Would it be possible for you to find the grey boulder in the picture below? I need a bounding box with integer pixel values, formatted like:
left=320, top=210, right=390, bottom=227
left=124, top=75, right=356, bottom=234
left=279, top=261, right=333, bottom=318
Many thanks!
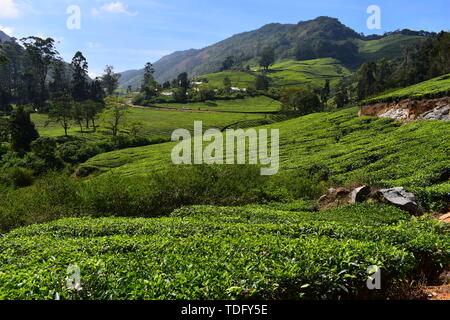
left=351, top=186, right=372, bottom=203
left=377, top=187, right=420, bottom=215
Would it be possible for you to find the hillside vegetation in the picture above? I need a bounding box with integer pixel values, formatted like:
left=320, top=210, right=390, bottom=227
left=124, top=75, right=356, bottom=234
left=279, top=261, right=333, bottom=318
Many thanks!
left=31, top=106, right=266, bottom=140
left=119, top=17, right=427, bottom=87
left=80, top=108, right=450, bottom=204
left=364, top=73, right=450, bottom=104
left=1, top=203, right=448, bottom=300
left=199, top=58, right=350, bottom=91
left=153, top=96, right=281, bottom=113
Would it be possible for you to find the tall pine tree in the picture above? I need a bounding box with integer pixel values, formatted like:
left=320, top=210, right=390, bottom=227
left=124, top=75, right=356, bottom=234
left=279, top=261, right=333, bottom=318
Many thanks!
left=9, top=106, right=39, bottom=153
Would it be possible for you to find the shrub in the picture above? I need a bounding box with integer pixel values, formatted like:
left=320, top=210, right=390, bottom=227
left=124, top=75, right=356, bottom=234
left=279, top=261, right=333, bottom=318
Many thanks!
left=0, top=166, right=34, bottom=188
left=280, top=87, right=322, bottom=115
left=1, top=202, right=448, bottom=300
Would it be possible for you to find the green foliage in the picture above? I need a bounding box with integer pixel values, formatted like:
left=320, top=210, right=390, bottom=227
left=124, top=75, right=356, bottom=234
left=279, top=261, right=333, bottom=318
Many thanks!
left=0, top=164, right=327, bottom=233
left=280, top=87, right=322, bottom=115
left=79, top=108, right=450, bottom=212
left=48, top=93, right=74, bottom=136
left=255, top=74, right=270, bottom=91
left=259, top=47, right=275, bottom=70
left=0, top=166, right=34, bottom=188
left=0, top=203, right=448, bottom=299
left=119, top=17, right=424, bottom=85
left=201, top=58, right=352, bottom=92
left=71, top=52, right=89, bottom=101
left=355, top=32, right=450, bottom=101
left=153, top=96, right=281, bottom=113
left=364, top=73, right=450, bottom=104
left=9, top=106, right=39, bottom=153
left=101, top=65, right=121, bottom=96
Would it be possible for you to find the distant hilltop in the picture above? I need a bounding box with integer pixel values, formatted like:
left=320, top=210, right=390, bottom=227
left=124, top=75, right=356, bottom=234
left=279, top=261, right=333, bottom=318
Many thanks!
left=119, top=16, right=433, bottom=88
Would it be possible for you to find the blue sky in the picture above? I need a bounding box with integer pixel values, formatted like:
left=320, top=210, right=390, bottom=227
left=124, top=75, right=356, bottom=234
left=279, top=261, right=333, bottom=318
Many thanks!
left=1, top=0, right=449, bottom=77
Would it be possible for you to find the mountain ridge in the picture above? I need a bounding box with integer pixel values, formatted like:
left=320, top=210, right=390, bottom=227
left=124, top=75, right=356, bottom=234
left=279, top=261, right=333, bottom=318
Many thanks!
left=119, top=16, right=429, bottom=89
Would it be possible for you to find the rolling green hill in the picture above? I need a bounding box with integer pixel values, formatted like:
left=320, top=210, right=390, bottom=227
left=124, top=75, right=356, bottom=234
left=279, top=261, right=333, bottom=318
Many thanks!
left=153, top=96, right=281, bottom=113
left=199, top=58, right=350, bottom=90
left=119, top=17, right=428, bottom=88
left=364, top=73, right=450, bottom=103
left=356, top=34, right=425, bottom=62
left=80, top=108, right=450, bottom=199
left=31, top=107, right=266, bottom=140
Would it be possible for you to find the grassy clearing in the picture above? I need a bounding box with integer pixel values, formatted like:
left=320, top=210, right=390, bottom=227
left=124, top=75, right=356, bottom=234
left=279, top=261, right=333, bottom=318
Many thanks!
left=0, top=203, right=448, bottom=300
left=200, top=58, right=351, bottom=90
left=153, top=96, right=281, bottom=113
left=31, top=107, right=265, bottom=139
left=364, top=73, right=450, bottom=103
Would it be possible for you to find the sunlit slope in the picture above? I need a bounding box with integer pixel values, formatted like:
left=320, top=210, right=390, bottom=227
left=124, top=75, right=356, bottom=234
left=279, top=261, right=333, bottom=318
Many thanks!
left=80, top=107, right=450, bottom=191
left=357, top=34, right=425, bottom=62
left=200, top=58, right=351, bottom=90
left=154, top=96, right=281, bottom=113
left=365, top=73, right=450, bottom=103
left=32, top=107, right=264, bottom=139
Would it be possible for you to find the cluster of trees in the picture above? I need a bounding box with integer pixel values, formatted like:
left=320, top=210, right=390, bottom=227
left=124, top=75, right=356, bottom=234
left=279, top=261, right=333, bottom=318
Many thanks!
left=355, top=32, right=450, bottom=100
left=0, top=36, right=126, bottom=140
left=295, top=38, right=358, bottom=65
left=0, top=35, right=135, bottom=176
left=219, top=46, right=275, bottom=73
left=280, top=87, right=323, bottom=115
left=0, top=38, right=108, bottom=113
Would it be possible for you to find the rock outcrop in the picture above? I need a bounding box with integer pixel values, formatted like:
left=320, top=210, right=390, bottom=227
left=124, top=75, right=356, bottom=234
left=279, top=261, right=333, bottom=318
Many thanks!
left=376, top=187, right=420, bottom=215
left=359, top=97, right=450, bottom=122
left=319, top=185, right=421, bottom=215
left=351, top=186, right=372, bottom=203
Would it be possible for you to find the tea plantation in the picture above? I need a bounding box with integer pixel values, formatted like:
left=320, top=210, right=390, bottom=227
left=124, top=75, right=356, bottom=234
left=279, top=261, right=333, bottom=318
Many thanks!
left=200, top=58, right=351, bottom=90
left=31, top=105, right=266, bottom=139
left=364, top=73, right=450, bottom=104
left=1, top=203, right=448, bottom=300
left=153, top=96, right=281, bottom=113
left=80, top=107, right=450, bottom=211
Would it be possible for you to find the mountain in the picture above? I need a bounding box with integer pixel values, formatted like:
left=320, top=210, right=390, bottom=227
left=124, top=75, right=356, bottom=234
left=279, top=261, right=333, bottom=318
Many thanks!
left=119, top=16, right=429, bottom=89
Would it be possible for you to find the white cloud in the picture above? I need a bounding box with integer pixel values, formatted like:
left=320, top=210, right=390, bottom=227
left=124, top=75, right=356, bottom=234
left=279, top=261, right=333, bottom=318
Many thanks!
left=0, top=25, right=15, bottom=36
left=0, top=0, right=20, bottom=18
left=93, top=2, right=138, bottom=16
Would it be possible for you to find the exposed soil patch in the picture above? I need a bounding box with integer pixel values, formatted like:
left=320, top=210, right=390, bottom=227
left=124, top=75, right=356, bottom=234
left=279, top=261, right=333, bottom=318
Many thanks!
left=359, top=97, right=450, bottom=121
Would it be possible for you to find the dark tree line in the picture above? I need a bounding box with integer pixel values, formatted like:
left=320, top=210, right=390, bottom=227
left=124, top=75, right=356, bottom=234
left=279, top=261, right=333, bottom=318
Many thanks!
left=0, top=36, right=123, bottom=150
left=355, top=32, right=450, bottom=100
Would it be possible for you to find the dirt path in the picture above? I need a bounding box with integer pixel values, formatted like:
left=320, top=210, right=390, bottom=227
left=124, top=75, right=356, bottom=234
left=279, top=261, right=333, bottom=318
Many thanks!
left=127, top=100, right=277, bottom=115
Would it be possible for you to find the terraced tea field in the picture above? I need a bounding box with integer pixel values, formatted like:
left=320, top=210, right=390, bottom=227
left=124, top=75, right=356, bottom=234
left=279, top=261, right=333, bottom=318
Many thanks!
left=200, top=58, right=351, bottom=90
left=31, top=107, right=266, bottom=139
left=81, top=107, right=450, bottom=194
left=153, top=96, right=281, bottom=113
left=365, top=73, right=450, bottom=103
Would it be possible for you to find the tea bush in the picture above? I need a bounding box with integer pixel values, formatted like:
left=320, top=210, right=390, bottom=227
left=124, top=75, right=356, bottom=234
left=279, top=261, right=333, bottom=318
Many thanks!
left=0, top=203, right=447, bottom=300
